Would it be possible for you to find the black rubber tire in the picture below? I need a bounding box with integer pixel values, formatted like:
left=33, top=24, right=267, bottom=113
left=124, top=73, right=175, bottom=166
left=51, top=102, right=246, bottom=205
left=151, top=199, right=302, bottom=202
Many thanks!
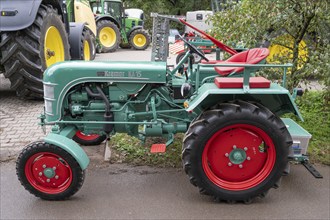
left=0, top=4, right=70, bottom=99
left=73, top=132, right=107, bottom=146
left=16, top=141, right=85, bottom=200
left=79, top=28, right=96, bottom=61
left=97, top=20, right=120, bottom=53
left=129, top=29, right=151, bottom=50
left=182, top=100, right=292, bottom=203
left=84, top=28, right=96, bottom=61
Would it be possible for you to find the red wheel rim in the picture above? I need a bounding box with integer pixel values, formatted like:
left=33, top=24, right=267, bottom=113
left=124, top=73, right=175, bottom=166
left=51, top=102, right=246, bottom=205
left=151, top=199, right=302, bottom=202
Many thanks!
left=25, top=152, right=73, bottom=194
left=202, top=124, right=276, bottom=191
left=75, top=131, right=100, bottom=141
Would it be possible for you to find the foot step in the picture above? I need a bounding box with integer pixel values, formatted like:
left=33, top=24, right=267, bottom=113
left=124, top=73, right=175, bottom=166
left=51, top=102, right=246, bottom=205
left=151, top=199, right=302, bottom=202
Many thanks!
left=150, top=144, right=166, bottom=153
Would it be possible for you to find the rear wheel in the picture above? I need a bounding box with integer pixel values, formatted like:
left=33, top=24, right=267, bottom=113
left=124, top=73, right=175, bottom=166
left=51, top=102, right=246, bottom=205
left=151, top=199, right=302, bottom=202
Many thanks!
left=16, top=141, right=85, bottom=200
left=73, top=131, right=107, bottom=146
left=182, top=100, right=291, bottom=202
left=97, top=20, right=120, bottom=53
left=129, top=29, right=150, bottom=50
left=0, top=4, right=70, bottom=99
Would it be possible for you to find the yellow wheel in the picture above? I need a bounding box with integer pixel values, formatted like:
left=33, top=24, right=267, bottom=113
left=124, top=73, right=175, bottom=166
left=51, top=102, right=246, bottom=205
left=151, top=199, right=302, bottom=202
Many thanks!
left=133, top=34, right=147, bottom=48
left=0, top=3, right=69, bottom=99
left=97, top=20, right=120, bottom=53
left=100, top=27, right=116, bottom=48
left=129, top=29, right=151, bottom=50
left=44, top=26, right=65, bottom=68
left=83, top=40, right=90, bottom=61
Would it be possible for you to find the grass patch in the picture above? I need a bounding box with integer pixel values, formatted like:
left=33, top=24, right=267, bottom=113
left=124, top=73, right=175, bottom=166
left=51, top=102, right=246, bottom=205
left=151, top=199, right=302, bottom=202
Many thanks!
left=109, top=133, right=183, bottom=168
left=109, top=91, right=329, bottom=166
left=294, top=91, right=330, bottom=165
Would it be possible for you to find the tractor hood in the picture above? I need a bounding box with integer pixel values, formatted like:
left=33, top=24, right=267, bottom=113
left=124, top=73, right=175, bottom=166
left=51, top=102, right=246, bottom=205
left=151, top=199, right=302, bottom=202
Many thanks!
left=43, top=61, right=167, bottom=122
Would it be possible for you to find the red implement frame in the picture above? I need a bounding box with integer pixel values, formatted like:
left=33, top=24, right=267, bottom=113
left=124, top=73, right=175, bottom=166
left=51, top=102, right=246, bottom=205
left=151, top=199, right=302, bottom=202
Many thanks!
left=179, top=18, right=238, bottom=55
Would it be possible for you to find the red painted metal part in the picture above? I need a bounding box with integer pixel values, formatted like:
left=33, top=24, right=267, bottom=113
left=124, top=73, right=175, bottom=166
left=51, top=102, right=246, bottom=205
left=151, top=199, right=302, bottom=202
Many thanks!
left=75, top=131, right=101, bottom=141
left=25, top=152, right=73, bottom=194
left=179, top=18, right=238, bottom=55
left=214, top=77, right=271, bottom=89
left=202, top=124, right=276, bottom=191
left=150, top=144, right=166, bottom=153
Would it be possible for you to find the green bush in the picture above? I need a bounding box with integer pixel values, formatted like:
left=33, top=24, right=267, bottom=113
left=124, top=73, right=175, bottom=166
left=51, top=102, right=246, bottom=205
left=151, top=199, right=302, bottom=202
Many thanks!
left=294, top=91, right=330, bottom=165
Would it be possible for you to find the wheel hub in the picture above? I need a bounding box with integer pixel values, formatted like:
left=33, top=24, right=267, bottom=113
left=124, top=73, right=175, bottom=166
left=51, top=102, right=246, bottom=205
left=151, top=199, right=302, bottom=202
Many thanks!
left=43, top=167, right=55, bottom=178
left=229, top=148, right=246, bottom=164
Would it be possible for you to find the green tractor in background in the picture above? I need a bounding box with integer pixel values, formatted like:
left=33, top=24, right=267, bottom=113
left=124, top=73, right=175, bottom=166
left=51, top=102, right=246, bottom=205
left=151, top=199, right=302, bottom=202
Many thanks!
left=0, top=0, right=97, bottom=99
left=89, top=0, right=151, bottom=52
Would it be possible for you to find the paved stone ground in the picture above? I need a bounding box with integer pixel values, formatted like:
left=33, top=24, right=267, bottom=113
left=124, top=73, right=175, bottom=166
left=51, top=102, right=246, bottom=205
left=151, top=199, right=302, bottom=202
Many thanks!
left=0, top=83, right=47, bottom=161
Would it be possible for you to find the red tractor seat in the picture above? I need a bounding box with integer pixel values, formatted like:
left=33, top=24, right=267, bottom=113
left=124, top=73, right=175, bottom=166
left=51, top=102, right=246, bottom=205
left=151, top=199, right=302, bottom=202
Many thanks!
left=214, top=48, right=270, bottom=76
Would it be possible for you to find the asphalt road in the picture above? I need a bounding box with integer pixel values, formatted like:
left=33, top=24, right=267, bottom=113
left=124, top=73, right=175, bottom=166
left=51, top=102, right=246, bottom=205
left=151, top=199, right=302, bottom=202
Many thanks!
left=1, top=157, right=329, bottom=220
left=0, top=48, right=329, bottom=219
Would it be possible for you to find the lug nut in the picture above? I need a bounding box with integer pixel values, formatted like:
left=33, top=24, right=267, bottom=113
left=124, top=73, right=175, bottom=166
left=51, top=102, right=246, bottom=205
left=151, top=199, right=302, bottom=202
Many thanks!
left=53, top=166, right=56, bottom=170
left=39, top=172, right=42, bottom=176
left=46, top=179, right=50, bottom=183
left=244, top=147, right=248, bottom=151
left=247, top=157, right=251, bottom=161
left=233, top=145, right=237, bottom=149
left=225, top=153, right=229, bottom=157
left=228, top=162, right=232, bottom=167
left=42, top=164, right=46, bottom=168
left=239, top=164, right=243, bottom=168
left=55, top=175, right=59, bottom=179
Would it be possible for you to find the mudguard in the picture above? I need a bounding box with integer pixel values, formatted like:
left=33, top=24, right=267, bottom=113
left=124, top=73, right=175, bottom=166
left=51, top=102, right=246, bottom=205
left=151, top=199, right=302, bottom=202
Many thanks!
left=186, top=82, right=304, bottom=121
left=0, top=0, right=42, bottom=31
left=68, top=22, right=86, bottom=60
left=95, top=15, right=120, bottom=28
left=44, top=126, right=90, bottom=170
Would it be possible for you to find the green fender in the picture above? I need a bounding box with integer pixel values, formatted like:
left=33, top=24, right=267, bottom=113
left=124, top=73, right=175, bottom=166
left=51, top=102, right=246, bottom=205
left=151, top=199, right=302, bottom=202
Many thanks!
left=44, top=132, right=90, bottom=170
left=186, top=82, right=303, bottom=121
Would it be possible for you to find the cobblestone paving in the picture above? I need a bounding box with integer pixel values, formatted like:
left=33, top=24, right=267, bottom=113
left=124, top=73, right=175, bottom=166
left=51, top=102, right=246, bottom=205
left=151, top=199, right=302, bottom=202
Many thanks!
left=0, top=88, right=50, bottom=161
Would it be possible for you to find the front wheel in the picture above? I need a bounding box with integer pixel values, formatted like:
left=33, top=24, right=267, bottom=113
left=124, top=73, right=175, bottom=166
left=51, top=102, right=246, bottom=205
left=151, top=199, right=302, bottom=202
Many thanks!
left=16, top=142, right=85, bottom=200
left=182, top=100, right=291, bottom=202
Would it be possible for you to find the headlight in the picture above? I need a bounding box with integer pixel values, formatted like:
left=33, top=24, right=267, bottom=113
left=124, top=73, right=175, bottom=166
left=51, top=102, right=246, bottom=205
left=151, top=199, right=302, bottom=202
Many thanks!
left=43, top=84, right=54, bottom=99
left=45, top=100, right=53, bottom=115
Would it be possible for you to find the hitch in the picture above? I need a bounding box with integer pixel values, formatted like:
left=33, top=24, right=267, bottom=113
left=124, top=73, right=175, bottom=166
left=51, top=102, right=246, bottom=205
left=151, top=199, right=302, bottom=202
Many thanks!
left=302, top=161, right=323, bottom=179
left=289, top=155, right=323, bottom=178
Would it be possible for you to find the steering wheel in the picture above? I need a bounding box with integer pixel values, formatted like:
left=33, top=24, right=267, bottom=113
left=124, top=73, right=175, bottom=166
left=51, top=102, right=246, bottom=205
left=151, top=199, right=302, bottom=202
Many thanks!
left=179, top=35, right=209, bottom=62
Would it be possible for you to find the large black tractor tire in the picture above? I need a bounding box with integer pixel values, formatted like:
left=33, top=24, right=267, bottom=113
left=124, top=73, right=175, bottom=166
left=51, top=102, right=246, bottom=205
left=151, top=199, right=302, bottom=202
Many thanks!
left=97, top=20, right=120, bottom=53
left=79, top=28, right=96, bottom=61
left=0, top=4, right=70, bottom=99
left=129, top=29, right=151, bottom=50
left=182, top=100, right=292, bottom=203
left=73, top=131, right=107, bottom=146
left=16, top=141, right=85, bottom=200
left=88, top=31, right=97, bottom=60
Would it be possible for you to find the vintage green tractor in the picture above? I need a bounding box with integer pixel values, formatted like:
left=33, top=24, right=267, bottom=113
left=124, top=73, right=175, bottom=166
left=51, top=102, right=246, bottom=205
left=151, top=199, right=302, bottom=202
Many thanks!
left=16, top=16, right=321, bottom=203
left=89, top=0, right=151, bottom=52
